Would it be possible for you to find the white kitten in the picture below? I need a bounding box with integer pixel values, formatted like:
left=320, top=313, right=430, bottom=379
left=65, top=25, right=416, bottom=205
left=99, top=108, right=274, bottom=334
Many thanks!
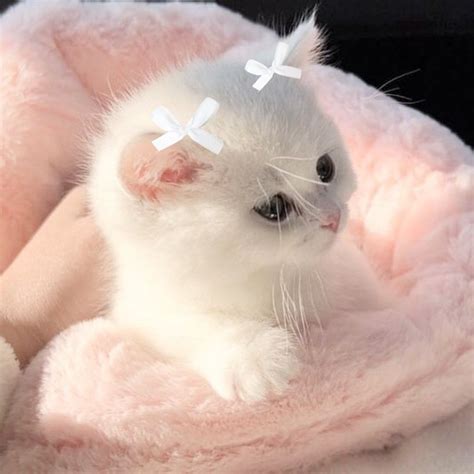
left=88, top=19, right=383, bottom=402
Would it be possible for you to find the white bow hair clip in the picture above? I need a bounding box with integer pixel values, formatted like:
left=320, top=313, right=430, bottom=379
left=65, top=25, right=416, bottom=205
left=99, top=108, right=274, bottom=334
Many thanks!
left=244, top=41, right=302, bottom=92
left=152, top=97, right=224, bottom=155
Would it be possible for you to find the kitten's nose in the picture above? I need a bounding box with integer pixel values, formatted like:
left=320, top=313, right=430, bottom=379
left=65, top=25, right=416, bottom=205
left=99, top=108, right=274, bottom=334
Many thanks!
left=320, top=210, right=341, bottom=232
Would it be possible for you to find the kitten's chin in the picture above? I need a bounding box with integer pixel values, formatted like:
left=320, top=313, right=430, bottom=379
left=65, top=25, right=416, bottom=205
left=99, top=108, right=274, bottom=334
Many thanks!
left=303, top=228, right=338, bottom=247
left=291, top=229, right=339, bottom=262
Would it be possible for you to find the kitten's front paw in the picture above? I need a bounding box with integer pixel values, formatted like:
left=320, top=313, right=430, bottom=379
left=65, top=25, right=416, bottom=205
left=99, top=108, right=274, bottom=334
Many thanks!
left=194, top=325, right=300, bottom=402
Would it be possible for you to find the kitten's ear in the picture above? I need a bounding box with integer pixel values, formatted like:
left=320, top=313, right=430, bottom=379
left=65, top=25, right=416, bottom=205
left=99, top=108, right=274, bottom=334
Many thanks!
left=284, top=13, right=325, bottom=69
left=119, top=134, right=205, bottom=201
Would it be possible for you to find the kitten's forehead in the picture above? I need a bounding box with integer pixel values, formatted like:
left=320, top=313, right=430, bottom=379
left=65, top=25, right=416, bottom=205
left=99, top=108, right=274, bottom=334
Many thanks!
left=180, top=62, right=333, bottom=158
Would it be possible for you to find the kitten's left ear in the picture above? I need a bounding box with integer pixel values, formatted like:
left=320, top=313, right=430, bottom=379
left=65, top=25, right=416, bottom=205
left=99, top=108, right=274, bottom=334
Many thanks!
left=284, top=13, right=325, bottom=69
left=118, top=134, right=208, bottom=202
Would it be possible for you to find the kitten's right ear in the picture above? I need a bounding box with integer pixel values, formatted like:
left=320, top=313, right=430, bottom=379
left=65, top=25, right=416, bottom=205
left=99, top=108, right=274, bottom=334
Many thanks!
left=284, top=12, right=325, bottom=69
left=119, top=134, right=205, bottom=202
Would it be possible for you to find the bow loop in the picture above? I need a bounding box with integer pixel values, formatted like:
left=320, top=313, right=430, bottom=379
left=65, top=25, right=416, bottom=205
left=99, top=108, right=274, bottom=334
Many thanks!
left=187, top=128, right=223, bottom=155
left=187, top=97, right=220, bottom=130
left=152, top=97, right=223, bottom=155
left=152, top=130, right=184, bottom=151
left=152, top=107, right=184, bottom=134
left=244, top=59, right=272, bottom=78
left=273, top=41, right=289, bottom=67
left=272, top=64, right=302, bottom=80
left=244, top=41, right=302, bottom=91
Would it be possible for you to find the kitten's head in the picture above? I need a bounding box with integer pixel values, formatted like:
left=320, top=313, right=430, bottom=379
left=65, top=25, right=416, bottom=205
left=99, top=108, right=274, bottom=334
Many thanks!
left=90, top=18, right=356, bottom=279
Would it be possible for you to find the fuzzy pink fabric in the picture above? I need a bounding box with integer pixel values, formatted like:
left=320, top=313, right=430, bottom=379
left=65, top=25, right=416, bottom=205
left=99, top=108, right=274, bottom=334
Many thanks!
left=1, top=1, right=473, bottom=472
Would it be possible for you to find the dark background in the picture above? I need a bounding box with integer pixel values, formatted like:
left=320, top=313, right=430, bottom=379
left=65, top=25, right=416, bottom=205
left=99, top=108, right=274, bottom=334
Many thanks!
left=1, top=0, right=473, bottom=146
left=218, top=0, right=474, bottom=146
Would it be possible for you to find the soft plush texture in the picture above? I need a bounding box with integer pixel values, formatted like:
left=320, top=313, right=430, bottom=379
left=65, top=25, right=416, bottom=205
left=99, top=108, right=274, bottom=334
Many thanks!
left=0, top=1, right=473, bottom=472
left=0, top=337, right=19, bottom=429
left=326, top=402, right=474, bottom=473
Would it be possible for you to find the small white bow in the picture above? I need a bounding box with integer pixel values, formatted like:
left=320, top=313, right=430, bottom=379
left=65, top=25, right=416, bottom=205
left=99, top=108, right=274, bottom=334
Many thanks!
left=244, top=41, right=302, bottom=91
left=151, top=97, right=224, bottom=155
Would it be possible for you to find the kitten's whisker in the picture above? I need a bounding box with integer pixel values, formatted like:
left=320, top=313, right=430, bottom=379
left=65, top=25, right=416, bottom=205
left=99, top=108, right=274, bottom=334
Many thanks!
left=280, top=173, right=321, bottom=218
left=316, top=271, right=330, bottom=311
left=289, top=193, right=319, bottom=228
left=389, top=94, right=413, bottom=102
left=283, top=267, right=305, bottom=347
left=306, top=272, right=326, bottom=362
left=308, top=272, right=324, bottom=333
left=279, top=265, right=290, bottom=353
left=281, top=275, right=294, bottom=335
left=292, top=194, right=318, bottom=224
left=375, top=68, right=421, bottom=94
left=364, top=88, right=397, bottom=101
left=270, top=155, right=316, bottom=162
left=298, top=211, right=311, bottom=229
left=385, top=94, right=425, bottom=105
left=257, top=178, right=283, bottom=246
left=266, top=163, right=329, bottom=186
left=280, top=267, right=296, bottom=340
left=311, top=268, right=331, bottom=311
left=383, top=86, right=401, bottom=94
left=277, top=206, right=283, bottom=247
left=297, top=268, right=310, bottom=347
left=272, top=281, right=282, bottom=328
left=364, top=68, right=422, bottom=103
left=256, top=177, right=270, bottom=204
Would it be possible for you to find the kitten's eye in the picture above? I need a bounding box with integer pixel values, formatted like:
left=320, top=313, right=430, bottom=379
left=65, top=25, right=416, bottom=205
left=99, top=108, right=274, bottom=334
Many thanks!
left=316, top=154, right=335, bottom=183
left=254, top=193, right=293, bottom=222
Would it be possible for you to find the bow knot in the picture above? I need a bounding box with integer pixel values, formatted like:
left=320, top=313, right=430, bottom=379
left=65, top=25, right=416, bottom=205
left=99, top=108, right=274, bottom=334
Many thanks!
left=245, top=42, right=302, bottom=91
left=151, top=97, right=223, bottom=155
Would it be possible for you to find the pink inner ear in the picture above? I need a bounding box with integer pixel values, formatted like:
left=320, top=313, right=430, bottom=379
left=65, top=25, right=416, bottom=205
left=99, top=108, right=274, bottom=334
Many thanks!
left=160, top=156, right=198, bottom=184
left=119, top=134, right=200, bottom=201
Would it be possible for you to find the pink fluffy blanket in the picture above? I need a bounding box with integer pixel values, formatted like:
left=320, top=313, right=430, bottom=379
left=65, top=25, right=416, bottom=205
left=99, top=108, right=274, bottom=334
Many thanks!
left=1, top=1, right=473, bottom=472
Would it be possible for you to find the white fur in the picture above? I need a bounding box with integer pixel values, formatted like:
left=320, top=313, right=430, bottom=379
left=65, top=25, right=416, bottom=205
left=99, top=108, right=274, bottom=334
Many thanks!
left=88, top=19, right=384, bottom=402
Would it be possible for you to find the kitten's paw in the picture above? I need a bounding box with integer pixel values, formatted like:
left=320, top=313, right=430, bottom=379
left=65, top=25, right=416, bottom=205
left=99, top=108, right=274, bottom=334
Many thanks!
left=194, top=325, right=300, bottom=402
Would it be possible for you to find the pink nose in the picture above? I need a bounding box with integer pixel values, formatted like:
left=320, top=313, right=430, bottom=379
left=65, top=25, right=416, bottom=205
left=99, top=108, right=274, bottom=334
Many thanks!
left=321, top=211, right=341, bottom=233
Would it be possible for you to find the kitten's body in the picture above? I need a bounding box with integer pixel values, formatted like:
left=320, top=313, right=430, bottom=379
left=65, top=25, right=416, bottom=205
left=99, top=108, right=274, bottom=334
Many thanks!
left=89, top=19, right=386, bottom=401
